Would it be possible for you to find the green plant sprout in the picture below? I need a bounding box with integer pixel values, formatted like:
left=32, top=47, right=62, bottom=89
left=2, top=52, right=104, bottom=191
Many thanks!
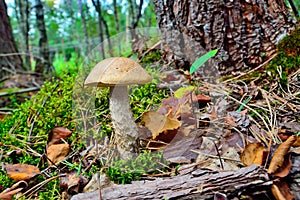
left=237, top=96, right=251, bottom=112
left=189, top=49, right=218, bottom=74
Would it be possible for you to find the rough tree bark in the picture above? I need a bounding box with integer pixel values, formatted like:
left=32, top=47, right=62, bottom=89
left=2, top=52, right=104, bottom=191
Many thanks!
left=153, top=0, right=296, bottom=75
left=35, top=0, right=51, bottom=74
left=71, top=164, right=272, bottom=200
left=0, top=0, right=23, bottom=78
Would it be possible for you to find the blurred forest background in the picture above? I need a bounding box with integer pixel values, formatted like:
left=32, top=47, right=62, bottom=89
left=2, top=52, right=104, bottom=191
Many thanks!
left=1, top=0, right=300, bottom=79
left=1, top=0, right=156, bottom=78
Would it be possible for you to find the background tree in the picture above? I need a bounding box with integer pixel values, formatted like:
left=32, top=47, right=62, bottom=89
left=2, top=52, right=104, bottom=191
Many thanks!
left=113, top=0, right=121, bottom=54
left=0, top=0, right=23, bottom=79
left=91, top=0, right=112, bottom=58
left=3, top=0, right=158, bottom=77
left=78, top=0, right=89, bottom=55
left=35, top=0, right=51, bottom=74
left=153, top=0, right=296, bottom=75
left=127, top=0, right=144, bottom=53
left=14, top=0, right=30, bottom=70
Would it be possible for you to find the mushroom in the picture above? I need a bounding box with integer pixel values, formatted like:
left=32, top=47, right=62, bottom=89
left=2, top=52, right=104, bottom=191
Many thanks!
left=84, top=57, right=152, bottom=160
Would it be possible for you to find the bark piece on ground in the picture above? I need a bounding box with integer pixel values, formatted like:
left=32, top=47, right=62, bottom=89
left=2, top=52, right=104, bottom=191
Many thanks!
left=70, top=164, right=272, bottom=200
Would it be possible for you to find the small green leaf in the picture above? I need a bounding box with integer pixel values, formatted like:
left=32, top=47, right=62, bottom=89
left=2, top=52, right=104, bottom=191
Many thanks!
left=237, top=96, right=251, bottom=112
left=174, top=86, right=195, bottom=98
left=190, top=49, right=218, bottom=74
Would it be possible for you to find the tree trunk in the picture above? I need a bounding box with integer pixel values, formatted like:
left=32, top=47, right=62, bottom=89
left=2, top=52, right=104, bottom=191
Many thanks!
left=101, top=10, right=113, bottom=57
left=78, top=0, right=89, bottom=55
left=91, top=0, right=105, bottom=58
left=153, top=0, right=296, bottom=75
left=113, top=0, right=121, bottom=55
left=288, top=0, right=299, bottom=17
left=127, top=0, right=144, bottom=53
left=91, top=0, right=113, bottom=57
left=66, top=0, right=79, bottom=42
left=35, top=0, right=51, bottom=74
left=0, top=0, right=23, bottom=78
left=15, top=0, right=30, bottom=70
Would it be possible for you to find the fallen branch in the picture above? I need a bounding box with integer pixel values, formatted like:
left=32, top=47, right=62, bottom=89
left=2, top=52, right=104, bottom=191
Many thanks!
left=224, top=53, right=278, bottom=83
left=0, top=52, right=45, bottom=62
left=0, top=87, right=41, bottom=97
left=71, top=164, right=272, bottom=200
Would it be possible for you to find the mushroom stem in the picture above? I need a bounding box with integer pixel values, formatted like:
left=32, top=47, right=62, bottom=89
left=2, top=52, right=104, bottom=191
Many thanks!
left=109, top=86, right=139, bottom=160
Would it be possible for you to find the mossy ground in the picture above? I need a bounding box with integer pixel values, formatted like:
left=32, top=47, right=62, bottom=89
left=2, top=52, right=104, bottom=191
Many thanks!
left=0, top=62, right=169, bottom=198
left=265, top=27, right=300, bottom=86
left=0, top=27, right=299, bottom=199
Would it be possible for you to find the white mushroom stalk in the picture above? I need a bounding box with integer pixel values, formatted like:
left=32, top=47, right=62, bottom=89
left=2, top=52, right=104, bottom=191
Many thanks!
left=84, top=57, right=152, bottom=160
left=109, top=86, right=139, bottom=159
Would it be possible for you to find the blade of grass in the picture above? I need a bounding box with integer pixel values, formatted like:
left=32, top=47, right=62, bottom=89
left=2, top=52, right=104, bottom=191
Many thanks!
left=190, top=49, right=218, bottom=74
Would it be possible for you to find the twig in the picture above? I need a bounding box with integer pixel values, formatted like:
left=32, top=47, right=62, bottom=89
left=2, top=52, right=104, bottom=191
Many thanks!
left=138, top=41, right=161, bottom=61
left=190, top=149, right=242, bottom=163
left=0, top=52, right=45, bottom=62
left=17, top=174, right=66, bottom=199
left=0, top=75, right=11, bottom=83
left=0, top=87, right=40, bottom=97
left=224, top=53, right=277, bottom=83
left=214, top=141, right=224, bottom=170
left=0, top=111, right=12, bottom=115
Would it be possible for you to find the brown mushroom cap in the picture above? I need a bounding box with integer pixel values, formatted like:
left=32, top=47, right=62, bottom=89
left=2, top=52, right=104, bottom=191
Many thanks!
left=84, top=57, right=152, bottom=86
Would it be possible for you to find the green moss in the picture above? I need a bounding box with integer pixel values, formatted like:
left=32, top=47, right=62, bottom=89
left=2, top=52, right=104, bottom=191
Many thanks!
left=266, top=28, right=300, bottom=87
left=0, top=64, right=169, bottom=196
left=94, top=80, right=169, bottom=136
left=130, top=81, right=169, bottom=121
left=106, top=151, right=169, bottom=184
left=140, top=50, right=162, bottom=64
left=0, top=75, right=76, bottom=165
left=0, top=170, right=15, bottom=191
left=37, top=177, right=61, bottom=200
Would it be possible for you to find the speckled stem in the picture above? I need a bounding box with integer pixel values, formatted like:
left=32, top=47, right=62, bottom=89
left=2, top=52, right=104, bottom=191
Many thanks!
left=109, top=86, right=139, bottom=160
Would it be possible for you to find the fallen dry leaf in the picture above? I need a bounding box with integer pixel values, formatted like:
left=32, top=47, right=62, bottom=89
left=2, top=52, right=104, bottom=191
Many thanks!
left=174, top=86, right=194, bottom=98
left=271, top=180, right=295, bottom=200
left=4, top=164, right=40, bottom=181
left=272, top=155, right=292, bottom=178
left=47, top=127, right=72, bottom=146
left=47, top=143, right=70, bottom=166
left=83, top=173, right=113, bottom=192
left=142, top=111, right=181, bottom=140
left=0, top=188, right=23, bottom=200
left=157, top=97, right=182, bottom=119
left=226, top=111, right=250, bottom=130
left=194, top=93, right=211, bottom=103
left=279, top=122, right=300, bottom=135
left=292, top=135, right=300, bottom=147
left=60, top=172, right=88, bottom=194
left=268, top=135, right=297, bottom=174
left=240, top=143, right=269, bottom=166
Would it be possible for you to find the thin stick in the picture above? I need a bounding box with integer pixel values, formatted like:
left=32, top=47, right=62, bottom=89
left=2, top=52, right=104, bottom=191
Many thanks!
left=17, top=174, right=66, bottom=199
left=190, top=149, right=242, bottom=163
left=0, top=87, right=40, bottom=97
left=224, top=53, right=277, bottom=83
left=214, top=141, right=224, bottom=170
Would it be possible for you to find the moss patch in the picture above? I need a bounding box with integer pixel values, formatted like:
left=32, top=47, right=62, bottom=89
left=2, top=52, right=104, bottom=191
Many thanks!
left=266, top=28, right=300, bottom=86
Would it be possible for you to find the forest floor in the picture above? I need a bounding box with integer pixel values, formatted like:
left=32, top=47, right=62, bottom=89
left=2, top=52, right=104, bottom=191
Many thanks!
left=0, top=29, right=299, bottom=200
